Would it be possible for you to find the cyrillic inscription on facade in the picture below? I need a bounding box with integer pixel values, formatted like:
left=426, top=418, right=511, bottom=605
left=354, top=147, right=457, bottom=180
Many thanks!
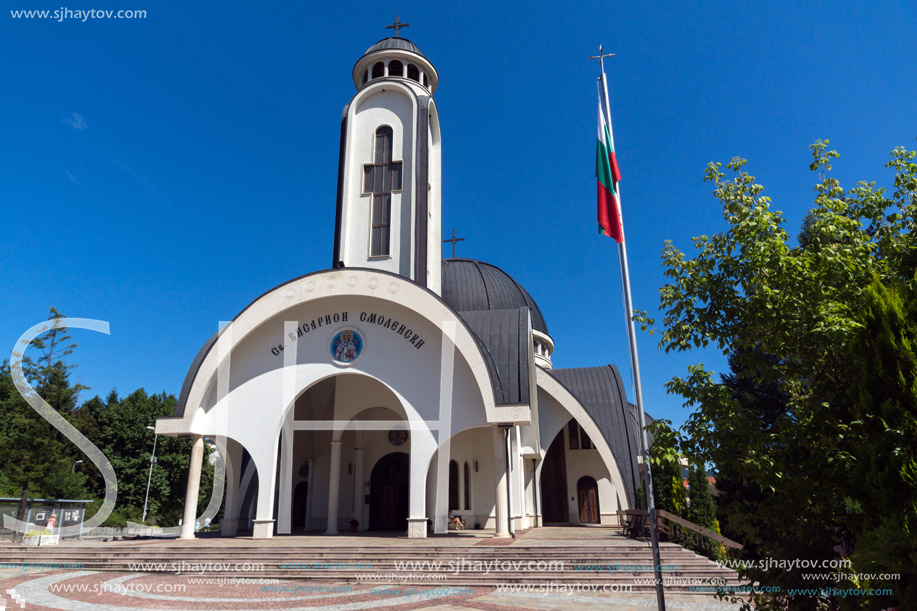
left=269, top=310, right=424, bottom=355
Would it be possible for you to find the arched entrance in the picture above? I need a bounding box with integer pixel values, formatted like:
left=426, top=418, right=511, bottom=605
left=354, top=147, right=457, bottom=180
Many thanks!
left=577, top=476, right=600, bottom=524
left=370, top=452, right=410, bottom=531
left=540, top=430, right=568, bottom=523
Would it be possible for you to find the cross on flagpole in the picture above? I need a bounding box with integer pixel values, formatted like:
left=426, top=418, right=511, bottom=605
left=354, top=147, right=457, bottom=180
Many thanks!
left=443, top=229, right=465, bottom=258
left=589, top=44, right=667, bottom=611
left=386, top=15, right=410, bottom=37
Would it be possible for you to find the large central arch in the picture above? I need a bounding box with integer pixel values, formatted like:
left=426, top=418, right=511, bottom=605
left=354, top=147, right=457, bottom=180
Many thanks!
left=156, top=269, right=531, bottom=538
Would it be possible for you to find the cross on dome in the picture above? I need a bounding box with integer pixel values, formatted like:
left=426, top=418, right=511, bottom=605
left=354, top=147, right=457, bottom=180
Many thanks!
left=443, top=229, right=465, bottom=258
left=385, top=15, right=410, bottom=37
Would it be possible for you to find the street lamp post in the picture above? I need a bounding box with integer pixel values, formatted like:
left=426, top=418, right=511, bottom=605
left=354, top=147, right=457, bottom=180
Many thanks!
left=142, top=426, right=158, bottom=523
left=72, top=459, right=83, bottom=472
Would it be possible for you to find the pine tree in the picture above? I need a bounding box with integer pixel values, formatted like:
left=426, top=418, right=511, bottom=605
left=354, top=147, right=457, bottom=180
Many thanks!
left=0, top=309, right=91, bottom=537
left=21, top=307, right=87, bottom=411
left=840, top=278, right=917, bottom=609
left=687, top=463, right=715, bottom=529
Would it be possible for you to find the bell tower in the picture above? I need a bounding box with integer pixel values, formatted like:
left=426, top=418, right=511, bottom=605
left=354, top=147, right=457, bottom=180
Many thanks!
left=332, top=24, right=442, bottom=294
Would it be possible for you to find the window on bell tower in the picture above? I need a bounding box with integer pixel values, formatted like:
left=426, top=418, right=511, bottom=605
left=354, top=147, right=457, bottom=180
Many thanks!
left=362, top=126, right=403, bottom=257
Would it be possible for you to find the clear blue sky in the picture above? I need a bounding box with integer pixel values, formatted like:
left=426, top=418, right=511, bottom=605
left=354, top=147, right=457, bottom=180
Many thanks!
left=2, top=1, right=915, bottom=429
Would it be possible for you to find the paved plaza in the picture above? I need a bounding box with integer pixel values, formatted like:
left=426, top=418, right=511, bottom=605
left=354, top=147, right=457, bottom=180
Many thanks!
left=0, top=528, right=747, bottom=610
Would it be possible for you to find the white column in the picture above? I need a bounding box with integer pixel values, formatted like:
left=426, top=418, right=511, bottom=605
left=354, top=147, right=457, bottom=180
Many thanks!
left=534, top=458, right=544, bottom=527
left=493, top=427, right=510, bottom=538
left=252, top=441, right=279, bottom=539
left=220, top=438, right=243, bottom=537
left=516, top=426, right=527, bottom=530
left=352, top=448, right=364, bottom=528
left=325, top=440, right=342, bottom=534
left=383, top=60, right=389, bottom=77
left=179, top=435, right=205, bottom=540
left=409, top=427, right=437, bottom=538
left=277, top=423, right=293, bottom=534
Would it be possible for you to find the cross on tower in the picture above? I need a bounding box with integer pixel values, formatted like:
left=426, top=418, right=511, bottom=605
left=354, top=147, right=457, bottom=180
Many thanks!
left=443, top=229, right=465, bottom=258
left=385, top=15, right=410, bottom=37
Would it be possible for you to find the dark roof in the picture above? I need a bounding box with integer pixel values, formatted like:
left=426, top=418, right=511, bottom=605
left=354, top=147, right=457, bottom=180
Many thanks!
left=176, top=328, right=220, bottom=420
left=459, top=308, right=532, bottom=406
left=442, top=259, right=549, bottom=334
left=364, top=37, right=425, bottom=57
left=549, top=365, right=644, bottom=507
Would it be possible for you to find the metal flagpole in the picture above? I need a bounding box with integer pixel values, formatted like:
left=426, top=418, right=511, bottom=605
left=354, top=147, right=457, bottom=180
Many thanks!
left=591, top=45, right=667, bottom=611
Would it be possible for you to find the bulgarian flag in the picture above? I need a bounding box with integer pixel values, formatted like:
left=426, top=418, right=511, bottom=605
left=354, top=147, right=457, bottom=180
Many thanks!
left=596, top=99, right=623, bottom=242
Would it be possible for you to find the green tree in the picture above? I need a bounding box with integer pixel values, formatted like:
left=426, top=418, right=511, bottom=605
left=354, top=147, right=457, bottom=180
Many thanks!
left=0, top=307, right=215, bottom=531
left=0, top=309, right=92, bottom=534
left=21, top=307, right=87, bottom=412
left=0, top=361, right=66, bottom=525
left=81, top=388, right=214, bottom=526
left=686, top=463, right=715, bottom=530
left=840, top=277, right=917, bottom=609
left=645, top=419, right=686, bottom=516
left=646, top=141, right=917, bottom=610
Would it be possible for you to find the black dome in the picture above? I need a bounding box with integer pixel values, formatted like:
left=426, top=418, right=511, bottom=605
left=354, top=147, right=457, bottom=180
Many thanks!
left=364, top=37, right=425, bottom=57
left=442, top=259, right=549, bottom=334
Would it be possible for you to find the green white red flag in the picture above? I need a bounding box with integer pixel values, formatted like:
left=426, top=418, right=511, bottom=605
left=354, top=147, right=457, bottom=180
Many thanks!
left=596, top=99, right=623, bottom=242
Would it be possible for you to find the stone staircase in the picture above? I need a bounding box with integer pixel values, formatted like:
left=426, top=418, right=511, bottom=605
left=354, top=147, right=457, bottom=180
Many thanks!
left=0, top=539, right=743, bottom=591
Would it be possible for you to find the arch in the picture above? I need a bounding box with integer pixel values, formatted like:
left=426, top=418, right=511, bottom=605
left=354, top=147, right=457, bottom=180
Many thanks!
left=288, top=372, right=409, bottom=428
left=407, top=63, right=419, bottom=82
left=281, top=373, right=419, bottom=536
left=157, top=268, right=518, bottom=539
left=388, top=59, right=403, bottom=77
left=536, top=369, right=630, bottom=510
left=371, top=61, right=384, bottom=79
left=374, top=125, right=394, bottom=162
left=164, top=269, right=506, bottom=432
left=422, top=425, right=495, bottom=533
left=577, top=476, right=600, bottom=524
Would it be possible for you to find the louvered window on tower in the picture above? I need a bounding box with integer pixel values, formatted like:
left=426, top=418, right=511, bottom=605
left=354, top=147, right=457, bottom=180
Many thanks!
left=362, top=126, right=403, bottom=257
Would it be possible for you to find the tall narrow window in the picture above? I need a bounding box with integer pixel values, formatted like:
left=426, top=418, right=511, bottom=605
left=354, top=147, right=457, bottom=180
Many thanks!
left=371, top=62, right=384, bottom=79
left=580, top=427, right=592, bottom=450
left=449, top=460, right=459, bottom=511
left=568, top=421, right=579, bottom=450
left=362, top=126, right=403, bottom=257
left=407, top=63, right=419, bottom=82
left=388, top=59, right=403, bottom=77
left=463, top=462, right=471, bottom=510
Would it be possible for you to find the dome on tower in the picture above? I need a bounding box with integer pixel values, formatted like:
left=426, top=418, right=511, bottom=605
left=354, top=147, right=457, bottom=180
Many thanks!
left=441, top=258, right=549, bottom=335
left=363, top=37, right=425, bottom=57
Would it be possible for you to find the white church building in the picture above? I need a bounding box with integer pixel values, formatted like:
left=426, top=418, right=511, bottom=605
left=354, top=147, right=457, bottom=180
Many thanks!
left=156, top=32, right=647, bottom=540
